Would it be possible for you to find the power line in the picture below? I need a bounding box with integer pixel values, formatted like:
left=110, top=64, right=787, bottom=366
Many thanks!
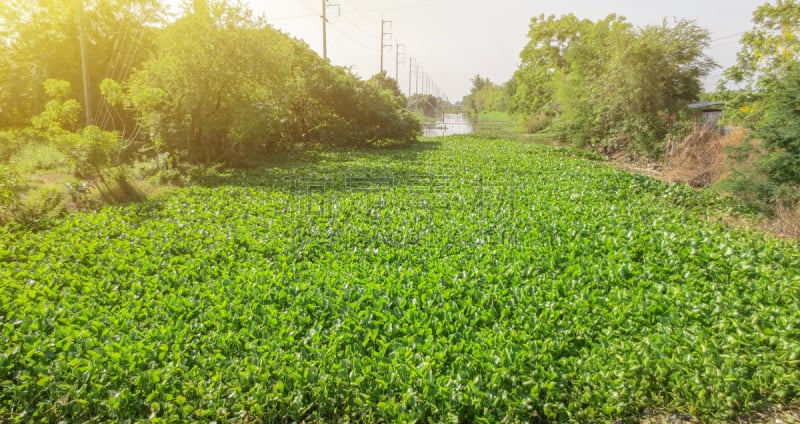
left=364, top=0, right=494, bottom=13
left=267, top=13, right=318, bottom=21
left=380, top=18, right=392, bottom=72
left=328, top=20, right=378, bottom=51
left=338, top=12, right=379, bottom=40
left=298, top=0, right=319, bottom=16
left=322, top=0, right=339, bottom=59
left=711, top=31, right=745, bottom=43
left=339, top=0, right=375, bottom=23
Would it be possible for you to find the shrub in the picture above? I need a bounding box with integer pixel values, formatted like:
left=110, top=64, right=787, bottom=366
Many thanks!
left=734, top=61, right=800, bottom=213
left=0, top=166, right=20, bottom=225
left=11, top=186, right=66, bottom=230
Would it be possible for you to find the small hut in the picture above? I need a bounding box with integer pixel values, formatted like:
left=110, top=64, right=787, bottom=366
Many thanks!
left=688, top=101, right=725, bottom=133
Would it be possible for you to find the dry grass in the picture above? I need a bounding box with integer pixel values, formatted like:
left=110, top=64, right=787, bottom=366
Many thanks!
left=608, top=127, right=800, bottom=241
left=664, top=128, right=747, bottom=188
left=640, top=404, right=800, bottom=424
left=765, top=204, right=800, bottom=239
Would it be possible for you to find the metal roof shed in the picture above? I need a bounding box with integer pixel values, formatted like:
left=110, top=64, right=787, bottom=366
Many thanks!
left=688, top=101, right=725, bottom=131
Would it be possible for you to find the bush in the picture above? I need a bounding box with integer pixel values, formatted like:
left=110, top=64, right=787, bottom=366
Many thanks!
left=523, top=113, right=553, bottom=134
left=0, top=167, right=20, bottom=225
left=12, top=186, right=66, bottom=230
left=738, top=61, right=800, bottom=213
left=55, top=126, right=121, bottom=178
left=0, top=128, right=52, bottom=163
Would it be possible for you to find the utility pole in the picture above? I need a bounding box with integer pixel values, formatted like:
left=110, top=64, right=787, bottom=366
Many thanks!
left=322, top=0, right=327, bottom=59
left=380, top=19, right=392, bottom=73
left=321, top=0, right=339, bottom=59
left=77, top=0, right=92, bottom=124
left=408, top=58, right=416, bottom=97
left=395, top=43, right=405, bottom=82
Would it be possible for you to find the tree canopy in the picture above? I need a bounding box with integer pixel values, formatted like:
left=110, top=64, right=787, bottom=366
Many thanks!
left=0, top=0, right=164, bottom=130
left=508, top=14, right=715, bottom=156
left=0, top=0, right=420, bottom=166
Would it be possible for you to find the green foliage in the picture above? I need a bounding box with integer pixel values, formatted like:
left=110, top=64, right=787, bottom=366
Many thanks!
left=58, top=126, right=122, bottom=177
left=0, top=166, right=20, bottom=224
left=9, top=186, right=66, bottom=230
left=7, top=141, right=67, bottom=174
left=0, top=129, right=46, bottom=164
left=731, top=61, right=800, bottom=212
left=29, top=80, right=122, bottom=177
left=0, top=0, right=164, bottom=130
left=510, top=14, right=715, bottom=157
left=1, top=137, right=798, bottom=422
left=409, top=94, right=440, bottom=117
left=463, top=75, right=506, bottom=116
left=30, top=80, right=82, bottom=134
left=719, top=0, right=800, bottom=127
left=368, top=71, right=406, bottom=102
left=723, top=0, right=800, bottom=92
left=125, top=2, right=419, bottom=164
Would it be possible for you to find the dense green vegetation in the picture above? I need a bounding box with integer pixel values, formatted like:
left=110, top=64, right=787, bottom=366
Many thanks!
left=2, top=137, right=798, bottom=422
left=716, top=0, right=800, bottom=215
left=1, top=1, right=799, bottom=419
left=0, top=0, right=419, bottom=227
left=460, top=1, right=799, bottom=219
left=504, top=15, right=715, bottom=157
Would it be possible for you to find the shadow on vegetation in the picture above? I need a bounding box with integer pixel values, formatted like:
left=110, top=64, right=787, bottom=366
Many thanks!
left=194, top=140, right=445, bottom=191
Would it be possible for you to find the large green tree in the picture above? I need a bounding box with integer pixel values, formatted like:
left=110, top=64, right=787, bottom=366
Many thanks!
left=126, top=0, right=419, bottom=163
left=719, top=0, right=800, bottom=125
left=0, top=0, right=164, bottom=130
left=721, top=1, right=800, bottom=212
left=126, top=0, right=297, bottom=162
left=509, top=14, right=714, bottom=156
left=724, top=0, right=800, bottom=91
left=463, top=75, right=505, bottom=116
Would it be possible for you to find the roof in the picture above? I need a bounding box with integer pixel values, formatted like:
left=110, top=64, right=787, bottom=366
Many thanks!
left=688, top=101, right=725, bottom=110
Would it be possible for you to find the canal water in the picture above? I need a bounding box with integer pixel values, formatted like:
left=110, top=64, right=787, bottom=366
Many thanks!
left=422, top=113, right=474, bottom=137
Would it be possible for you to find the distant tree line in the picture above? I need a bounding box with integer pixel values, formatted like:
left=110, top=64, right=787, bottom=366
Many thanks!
left=464, top=14, right=715, bottom=157
left=462, top=1, right=799, bottom=215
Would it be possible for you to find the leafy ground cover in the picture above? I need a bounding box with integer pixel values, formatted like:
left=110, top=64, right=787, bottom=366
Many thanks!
left=1, top=136, right=798, bottom=422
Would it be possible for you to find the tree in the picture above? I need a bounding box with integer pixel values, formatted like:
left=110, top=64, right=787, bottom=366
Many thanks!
left=724, top=0, right=800, bottom=91
left=463, top=75, right=505, bottom=116
left=409, top=94, right=440, bottom=117
left=509, top=14, right=715, bottom=157
left=507, top=14, right=595, bottom=116
left=369, top=71, right=405, bottom=102
left=126, top=0, right=419, bottom=163
left=720, top=0, right=800, bottom=125
left=738, top=61, right=800, bottom=210
left=31, top=80, right=122, bottom=181
left=0, top=0, right=164, bottom=130
left=558, top=18, right=715, bottom=154
left=126, top=0, right=297, bottom=162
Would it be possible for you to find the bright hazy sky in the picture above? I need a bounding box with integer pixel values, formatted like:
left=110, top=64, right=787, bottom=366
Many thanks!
left=183, top=0, right=767, bottom=101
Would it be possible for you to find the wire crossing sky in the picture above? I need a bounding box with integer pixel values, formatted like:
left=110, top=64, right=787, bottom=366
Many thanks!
left=173, top=0, right=767, bottom=100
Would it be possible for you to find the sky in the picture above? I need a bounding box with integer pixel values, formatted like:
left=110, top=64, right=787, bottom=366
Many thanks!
left=191, top=0, right=767, bottom=101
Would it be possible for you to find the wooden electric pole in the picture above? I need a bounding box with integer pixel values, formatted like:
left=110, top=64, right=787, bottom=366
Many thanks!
left=321, top=0, right=339, bottom=59
left=322, top=0, right=327, bottom=59
left=408, top=57, right=416, bottom=97
left=77, top=0, right=92, bottom=124
left=395, top=43, right=404, bottom=82
left=380, top=19, right=392, bottom=73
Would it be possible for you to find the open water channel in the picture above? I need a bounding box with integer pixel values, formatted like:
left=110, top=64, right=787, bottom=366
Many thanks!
left=422, top=113, right=474, bottom=137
